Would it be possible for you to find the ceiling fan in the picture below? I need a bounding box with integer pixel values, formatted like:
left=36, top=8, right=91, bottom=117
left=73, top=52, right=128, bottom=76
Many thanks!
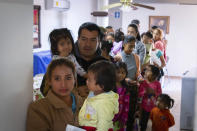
left=102, top=0, right=155, bottom=11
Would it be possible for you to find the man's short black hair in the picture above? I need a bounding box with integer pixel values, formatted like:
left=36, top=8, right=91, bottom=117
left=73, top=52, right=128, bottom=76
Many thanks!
left=151, top=25, right=158, bottom=30
left=106, top=26, right=113, bottom=29
left=145, top=31, right=153, bottom=39
left=88, top=60, right=116, bottom=92
left=78, top=22, right=101, bottom=38
left=131, top=19, right=140, bottom=25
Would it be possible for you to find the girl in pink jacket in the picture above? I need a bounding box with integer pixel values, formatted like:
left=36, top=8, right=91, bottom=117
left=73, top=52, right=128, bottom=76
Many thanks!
left=138, top=65, right=162, bottom=131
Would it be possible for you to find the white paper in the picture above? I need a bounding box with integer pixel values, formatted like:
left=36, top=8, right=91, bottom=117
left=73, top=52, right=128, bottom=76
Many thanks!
left=66, top=124, right=86, bottom=131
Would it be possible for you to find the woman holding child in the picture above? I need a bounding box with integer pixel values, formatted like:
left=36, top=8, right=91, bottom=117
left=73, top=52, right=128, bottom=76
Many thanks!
left=26, top=58, right=83, bottom=131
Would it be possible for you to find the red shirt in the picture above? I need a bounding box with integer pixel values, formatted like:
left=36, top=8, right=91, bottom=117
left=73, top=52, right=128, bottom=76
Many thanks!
left=150, top=107, right=175, bottom=131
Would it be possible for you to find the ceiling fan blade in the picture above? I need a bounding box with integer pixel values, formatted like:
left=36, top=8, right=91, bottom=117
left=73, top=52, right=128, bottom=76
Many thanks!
left=131, top=5, right=138, bottom=10
left=102, top=3, right=122, bottom=10
left=91, top=11, right=108, bottom=17
left=132, top=3, right=155, bottom=10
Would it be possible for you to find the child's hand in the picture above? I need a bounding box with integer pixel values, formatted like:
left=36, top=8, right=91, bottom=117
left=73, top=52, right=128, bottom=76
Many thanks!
left=83, top=73, right=88, bottom=79
left=78, top=85, right=89, bottom=97
left=135, top=111, right=141, bottom=118
left=125, top=78, right=137, bottom=86
left=114, top=54, right=122, bottom=62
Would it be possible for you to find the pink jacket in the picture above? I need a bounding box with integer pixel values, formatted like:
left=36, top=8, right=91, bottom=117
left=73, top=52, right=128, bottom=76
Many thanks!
left=138, top=80, right=162, bottom=112
left=154, top=40, right=166, bottom=60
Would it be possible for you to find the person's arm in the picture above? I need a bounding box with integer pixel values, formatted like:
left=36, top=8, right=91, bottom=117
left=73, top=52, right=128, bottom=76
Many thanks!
left=155, top=82, right=162, bottom=97
left=167, top=111, right=175, bottom=127
left=71, top=55, right=87, bottom=77
left=113, top=52, right=122, bottom=62
left=159, top=55, right=166, bottom=69
left=137, top=42, right=146, bottom=66
left=26, top=103, right=50, bottom=131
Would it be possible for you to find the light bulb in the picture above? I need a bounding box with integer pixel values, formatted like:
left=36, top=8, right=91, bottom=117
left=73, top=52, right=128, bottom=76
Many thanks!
left=120, top=4, right=132, bottom=12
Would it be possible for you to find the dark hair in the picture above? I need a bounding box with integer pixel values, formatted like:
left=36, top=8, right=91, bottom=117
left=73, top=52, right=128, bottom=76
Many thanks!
left=141, top=32, right=146, bottom=40
left=123, top=35, right=136, bottom=44
left=115, top=29, right=124, bottom=42
left=44, top=58, right=76, bottom=96
left=88, top=60, right=116, bottom=92
left=122, top=35, right=136, bottom=50
left=101, top=41, right=113, bottom=54
left=106, top=32, right=115, bottom=39
left=151, top=25, right=158, bottom=30
left=49, top=28, right=75, bottom=56
left=148, top=65, right=161, bottom=80
left=158, top=94, right=174, bottom=109
left=106, top=26, right=113, bottom=29
left=78, top=22, right=101, bottom=39
left=114, top=61, right=130, bottom=92
left=131, top=19, right=140, bottom=25
left=145, top=31, right=153, bottom=39
left=99, top=26, right=107, bottom=41
left=128, top=23, right=141, bottom=41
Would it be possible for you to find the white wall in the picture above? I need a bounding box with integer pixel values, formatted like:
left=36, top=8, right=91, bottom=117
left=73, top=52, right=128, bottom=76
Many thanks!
left=34, top=0, right=98, bottom=52
left=62, top=0, right=97, bottom=41
left=0, top=1, right=33, bottom=131
left=121, top=4, right=197, bottom=77
left=96, top=0, right=109, bottom=28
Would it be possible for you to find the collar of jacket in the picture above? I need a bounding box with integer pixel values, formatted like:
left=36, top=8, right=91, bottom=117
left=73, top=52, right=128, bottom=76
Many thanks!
left=46, top=90, right=76, bottom=109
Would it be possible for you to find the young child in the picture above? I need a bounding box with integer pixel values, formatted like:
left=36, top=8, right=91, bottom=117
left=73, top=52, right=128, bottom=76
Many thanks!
left=138, top=65, right=162, bottom=131
left=150, top=94, right=175, bottom=131
left=113, top=61, right=130, bottom=130
left=49, top=28, right=86, bottom=77
left=27, top=58, right=83, bottom=131
left=152, top=28, right=166, bottom=61
left=141, top=31, right=153, bottom=70
left=78, top=60, right=119, bottom=131
left=101, top=40, right=114, bottom=62
left=41, top=28, right=87, bottom=96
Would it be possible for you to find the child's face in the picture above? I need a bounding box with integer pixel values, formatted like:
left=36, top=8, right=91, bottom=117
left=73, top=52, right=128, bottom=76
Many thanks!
left=156, top=97, right=166, bottom=110
left=49, top=65, right=75, bottom=97
left=144, top=66, right=153, bottom=80
left=86, top=72, right=103, bottom=95
left=123, top=41, right=135, bottom=54
left=142, top=35, right=152, bottom=44
left=57, top=38, right=72, bottom=57
left=116, top=68, right=126, bottom=82
left=153, top=30, right=161, bottom=41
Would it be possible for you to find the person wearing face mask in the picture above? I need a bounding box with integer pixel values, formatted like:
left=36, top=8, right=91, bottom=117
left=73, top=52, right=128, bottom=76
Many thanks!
left=111, top=29, right=124, bottom=57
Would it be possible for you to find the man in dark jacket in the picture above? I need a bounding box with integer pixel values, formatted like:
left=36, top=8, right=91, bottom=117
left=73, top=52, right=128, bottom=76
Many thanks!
left=74, top=22, right=106, bottom=97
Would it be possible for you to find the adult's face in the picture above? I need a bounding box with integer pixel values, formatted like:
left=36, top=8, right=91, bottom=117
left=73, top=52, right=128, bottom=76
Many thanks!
left=78, top=29, right=99, bottom=60
left=127, top=26, right=137, bottom=38
left=50, top=65, right=75, bottom=98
